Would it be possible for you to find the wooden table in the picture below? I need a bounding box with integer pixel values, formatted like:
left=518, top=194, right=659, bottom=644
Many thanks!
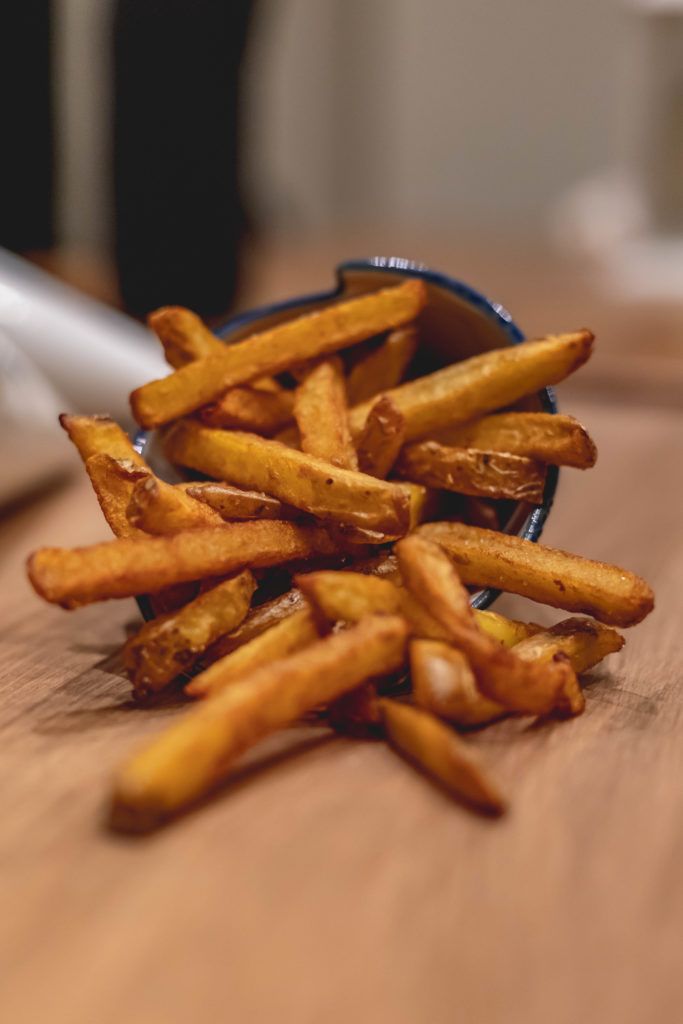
left=2, top=242, right=683, bottom=1023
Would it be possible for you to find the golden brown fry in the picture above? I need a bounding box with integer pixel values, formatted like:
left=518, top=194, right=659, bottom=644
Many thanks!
left=163, top=421, right=410, bottom=538
left=395, top=442, right=547, bottom=502
left=111, top=615, right=410, bottom=830
left=293, top=357, right=357, bottom=469
left=199, top=386, right=295, bottom=435
left=83, top=454, right=149, bottom=539
left=186, top=481, right=302, bottom=521
left=327, top=683, right=382, bottom=737
left=186, top=607, right=320, bottom=698
left=27, top=522, right=337, bottom=609
left=124, top=570, right=255, bottom=697
left=410, top=639, right=507, bottom=727
left=514, top=617, right=624, bottom=674
left=474, top=609, right=542, bottom=647
left=349, top=330, right=594, bottom=442
left=148, top=306, right=226, bottom=367
left=379, top=698, right=506, bottom=815
left=132, top=280, right=427, bottom=428
left=396, top=535, right=580, bottom=716
left=356, top=396, right=406, bottom=478
left=346, top=324, right=418, bottom=405
left=417, top=521, right=655, bottom=628
left=435, top=412, right=597, bottom=469
left=127, top=475, right=224, bottom=534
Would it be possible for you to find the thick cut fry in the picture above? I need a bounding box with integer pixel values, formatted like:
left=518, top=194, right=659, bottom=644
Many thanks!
left=163, top=421, right=410, bottom=537
left=474, top=609, right=541, bottom=647
left=199, top=386, right=295, bottom=435
left=124, top=570, right=255, bottom=697
left=435, top=412, right=597, bottom=469
left=417, top=521, right=654, bottom=628
left=395, top=442, right=546, bottom=503
left=206, top=588, right=308, bottom=663
left=514, top=617, right=624, bottom=674
left=346, top=324, right=418, bottom=405
left=111, top=616, right=410, bottom=830
left=356, top=396, right=406, bottom=478
left=293, top=357, right=358, bottom=469
left=186, top=608, right=320, bottom=698
left=349, top=330, right=594, bottom=442
left=131, top=280, right=427, bottom=428
left=379, top=699, right=506, bottom=815
left=27, top=522, right=337, bottom=609
left=148, top=306, right=226, bottom=367
left=127, top=475, right=224, bottom=534
left=83, top=454, right=148, bottom=539
left=410, top=639, right=507, bottom=727
left=186, top=481, right=302, bottom=521
left=396, top=535, right=580, bottom=716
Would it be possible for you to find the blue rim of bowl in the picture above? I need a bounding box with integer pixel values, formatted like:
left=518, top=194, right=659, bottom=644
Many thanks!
left=134, top=257, right=558, bottom=616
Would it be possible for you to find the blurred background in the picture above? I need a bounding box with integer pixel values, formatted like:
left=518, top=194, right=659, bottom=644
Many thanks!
left=0, top=0, right=682, bottom=501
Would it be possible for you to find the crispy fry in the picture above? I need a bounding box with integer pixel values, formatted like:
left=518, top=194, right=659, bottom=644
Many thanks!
left=410, top=639, right=507, bottom=727
left=435, top=412, right=597, bottom=469
left=474, top=609, right=541, bottom=646
left=205, top=588, right=309, bottom=663
left=148, top=306, right=226, bottom=367
left=127, top=475, right=224, bottom=534
left=293, top=357, right=358, bottom=469
left=349, top=330, right=594, bottom=442
left=356, top=396, right=406, bottom=478
left=124, top=570, right=255, bottom=697
left=186, top=481, right=302, bottom=521
left=417, top=521, right=654, bottom=627
left=346, top=324, right=418, bottom=405
left=396, top=535, right=580, bottom=716
left=132, top=280, right=427, bottom=428
left=111, top=615, right=410, bottom=830
left=163, top=421, right=410, bottom=537
left=27, top=522, right=337, bottom=609
left=379, top=699, right=506, bottom=815
left=186, top=608, right=320, bottom=698
left=199, top=386, right=295, bottom=435
left=514, top=617, right=624, bottom=674
left=395, top=442, right=546, bottom=502
left=83, top=454, right=149, bottom=539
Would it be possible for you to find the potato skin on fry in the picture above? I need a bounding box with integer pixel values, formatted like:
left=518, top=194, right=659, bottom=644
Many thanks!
left=436, top=412, right=597, bottom=469
left=395, top=442, right=546, bottom=503
left=379, top=699, right=506, bottom=815
left=132, top=280, right=427, bottom=428
left=124, top=570, right=255, bottom=697
left=164, top=421, right=410, bottom=538
left=111, top=616, right=410, bottom=831
left=127, top=475, right=224, bottom=534
left=417, top=521, right=654, bottom=627
left=514, top=617, right=624, bottom=674
left=27, top=522, right=337, bottom=608
left=356, top=396, right=406, bottom=479
left=349, top=330, right=594, bottom=442
left=186, top=482, right=302, bottom=522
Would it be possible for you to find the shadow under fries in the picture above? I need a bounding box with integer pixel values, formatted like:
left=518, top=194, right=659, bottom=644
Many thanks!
left=106, top=726, right=340, bottom=838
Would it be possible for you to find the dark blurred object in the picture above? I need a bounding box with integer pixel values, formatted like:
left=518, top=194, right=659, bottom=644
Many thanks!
left=0, top=1, right=55, bottom=252
left=113, top=0, right=254, bottom=318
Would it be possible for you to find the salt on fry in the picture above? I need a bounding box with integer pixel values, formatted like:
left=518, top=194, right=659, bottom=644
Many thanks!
left=111, top=615, right=410, bottom=831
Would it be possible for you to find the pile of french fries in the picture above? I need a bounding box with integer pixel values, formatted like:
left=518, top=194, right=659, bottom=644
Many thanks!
left=26, top=279, right=654, bottom=830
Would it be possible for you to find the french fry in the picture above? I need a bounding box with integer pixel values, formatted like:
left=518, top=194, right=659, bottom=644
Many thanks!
left=435, top=412, right=597, bottom=469
left=131, top=280, right=427, bottom=428
left=186, top=481, right=302, bottom=521
left=349, top=330, right=594, bottom=442
left=148, top=306, right=226, bottom=367
left=27, top=522, right=337, bottom=609
left=199, top=386, right=295, bottom=435
left=163, top=421, right=410, bottom=537
left=514, top=617, right=624, bottom=674
left=346, top=324, right=418, bottom=405
left=396, top=535, right=580, bottom=716
left=395, top=442, right=546, bottom=502
left=293, top=357, right=358, bottom=469
left=327, top=683, right=382, bottom=737
left=186, top=608, right=320, bottom=698
left=111, top=615, right=410, bottom=830
left=417, top=521, right=654, bottom=628
left=410, top=639, right=508, bottom=728
left=474, top=609, right=541, bottom=647
left=356, top=396, right=406, bottom=478
left=83, top=454, right=149, bottom=539
left=205, top=588, right=309, bottom=663
left=127, top=475, right=224, bottom=534
left=379, top=699, right=506, bottom=815
left=124, top=570, right=255, bottom=697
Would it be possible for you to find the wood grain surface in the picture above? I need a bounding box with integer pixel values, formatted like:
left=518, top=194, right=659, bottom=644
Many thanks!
left=1, top=387, right=681, bottom=1024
